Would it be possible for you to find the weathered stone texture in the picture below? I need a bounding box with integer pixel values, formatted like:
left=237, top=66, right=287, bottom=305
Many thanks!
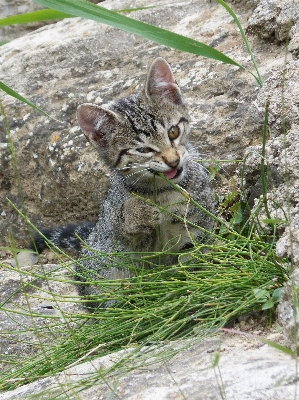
left=1, top=0, right=299, bottom=390
left=242, top=0, right=299, bottom=353
left=1, top=0, right=269, bottom=246
left=0, top=329, right=297, bottom=400
left=247, top=0, right=299, bottom=42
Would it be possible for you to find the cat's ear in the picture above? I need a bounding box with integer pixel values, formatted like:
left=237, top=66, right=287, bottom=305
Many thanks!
left=77, top=104, right=117, bottom=148
left=145, top=57, right=182, bottom=105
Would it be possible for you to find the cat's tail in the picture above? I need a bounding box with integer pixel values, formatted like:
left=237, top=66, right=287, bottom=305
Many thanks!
left=30, top=222, right=96, bottom=254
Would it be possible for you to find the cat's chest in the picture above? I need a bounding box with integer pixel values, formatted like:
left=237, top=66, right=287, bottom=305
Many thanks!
left=153, top=190, right=192, bottom=241
left=151, top=190, right=187, bottom=215
left=152, top=190, right=193, bottom=253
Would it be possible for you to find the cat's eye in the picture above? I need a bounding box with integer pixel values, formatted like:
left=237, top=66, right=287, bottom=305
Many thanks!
left=168, top=125, right=180, bottom=140
left=136, top=147, right=153, bottom=154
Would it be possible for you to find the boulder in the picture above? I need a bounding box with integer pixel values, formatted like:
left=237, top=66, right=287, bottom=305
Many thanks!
left=0, top=333, right=297, bottom=400
left=0, top=0, right=286, bottom=247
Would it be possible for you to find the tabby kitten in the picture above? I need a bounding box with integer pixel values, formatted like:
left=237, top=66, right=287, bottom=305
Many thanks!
left=34, top=58, right=214, bottom=308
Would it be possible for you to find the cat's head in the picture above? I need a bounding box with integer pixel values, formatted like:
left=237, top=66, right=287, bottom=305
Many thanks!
left=77, top=58, right=192, bottom=189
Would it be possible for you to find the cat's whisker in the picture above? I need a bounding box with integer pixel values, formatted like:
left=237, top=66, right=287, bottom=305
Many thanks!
left=126, top=166, right=153, bottom=184
left=187, top=147, right=204, bottom=160
left=119, top=163, right=150, bottom=177
left=130, top=170, right=152, bottom=186
left=118, top=165, right=147, bottom=179
left=117, top=162, right=151, bottom=173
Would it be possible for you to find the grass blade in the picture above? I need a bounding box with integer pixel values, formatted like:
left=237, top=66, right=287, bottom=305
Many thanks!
left=0, top=81, right=61, bottom=122
left=0, top=7, right=155, bottom=27
left=0, top=9, right=73, bottom=26
left=216, top=0, right=263, bottom=87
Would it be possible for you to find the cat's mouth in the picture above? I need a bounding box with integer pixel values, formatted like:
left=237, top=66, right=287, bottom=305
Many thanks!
left=163, top=168, right=182, bottom=180
left=149, top=167, right=183, bottom=180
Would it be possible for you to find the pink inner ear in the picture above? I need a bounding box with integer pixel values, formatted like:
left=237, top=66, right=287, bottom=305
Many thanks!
left=77, top=104, right=115, bottom=148
left=152, top=59, right=176, bottom=85
left=146, top=58, right=182, bottom=105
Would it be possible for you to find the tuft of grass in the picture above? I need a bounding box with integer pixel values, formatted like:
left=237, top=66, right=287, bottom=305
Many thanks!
left=0, top=203, right=289, bottom=392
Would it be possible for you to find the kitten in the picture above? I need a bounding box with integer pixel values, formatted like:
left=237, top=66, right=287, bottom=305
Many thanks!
left=33, top=58, right=214, bottom=308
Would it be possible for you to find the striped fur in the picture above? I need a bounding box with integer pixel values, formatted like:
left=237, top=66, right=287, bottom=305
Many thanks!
left=34, top=58, right=214, bottom=309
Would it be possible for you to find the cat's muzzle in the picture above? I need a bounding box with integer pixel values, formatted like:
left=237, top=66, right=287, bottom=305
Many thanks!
left=150, top=167, right=183, bottom=180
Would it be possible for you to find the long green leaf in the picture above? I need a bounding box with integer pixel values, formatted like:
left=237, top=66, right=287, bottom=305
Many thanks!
left=0, top=7, right=154, bottom=27
left=33, top=0, right=244, bottom=69
left=0, top=81, right=60, bottom=122
left=120, top=6, right=156, bottom=14
left=0, top=9, right=73, bottom=26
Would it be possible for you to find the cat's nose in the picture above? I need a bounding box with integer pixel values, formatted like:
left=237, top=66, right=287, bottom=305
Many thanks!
left=163, top=156, right=180, bottom=169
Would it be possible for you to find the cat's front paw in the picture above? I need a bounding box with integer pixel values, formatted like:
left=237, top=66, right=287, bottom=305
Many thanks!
left=123, top=197, right=161, bottom=234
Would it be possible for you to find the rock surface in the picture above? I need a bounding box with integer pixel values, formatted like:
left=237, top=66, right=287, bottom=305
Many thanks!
left=1, top=0, right=299, bottom=397
left=0, top=0, right=290, bottom=246
left=0, top=258, right=83, bottom=374
left=0, top=333, right=297, bottom=400
left=242, top=0, right=299, bottom=352
left=247, top=0, right=299, bottom=42
left=0, top=0, right=103, bottom=43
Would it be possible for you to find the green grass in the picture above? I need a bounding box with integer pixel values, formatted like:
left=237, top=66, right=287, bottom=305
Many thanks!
left=0, top=231, right=289, bottom=392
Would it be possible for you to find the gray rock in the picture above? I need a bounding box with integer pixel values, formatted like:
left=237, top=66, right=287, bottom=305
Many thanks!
left=289, top=20, right=299, bottom=58
left=0, top=0, right=285, bottom=247
left=241, top=25, right=299, bottom=352
left=0, top=260, right=83, bottom=372
left=9, top=250, right=37, bottom=268
left=277, top=269, right=299, bottom=352
left=247, top=0, right=299, bottom=42
left=0, top=335, right=297, bottom=399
